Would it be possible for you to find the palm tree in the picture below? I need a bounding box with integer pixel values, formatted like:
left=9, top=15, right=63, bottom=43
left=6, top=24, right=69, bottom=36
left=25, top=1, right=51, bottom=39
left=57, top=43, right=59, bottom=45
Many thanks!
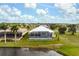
left=11, top=25, right=19, bottom=43
left=26, top=25, right=30, bottom=32
left=0, top=23, right=8, bottom=43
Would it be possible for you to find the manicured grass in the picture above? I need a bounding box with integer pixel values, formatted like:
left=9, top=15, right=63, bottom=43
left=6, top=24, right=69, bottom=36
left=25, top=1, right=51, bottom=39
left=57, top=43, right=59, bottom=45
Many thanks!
left=56, top=32, right=79, bottom=56
left=56, top=45, right=79, bottom=56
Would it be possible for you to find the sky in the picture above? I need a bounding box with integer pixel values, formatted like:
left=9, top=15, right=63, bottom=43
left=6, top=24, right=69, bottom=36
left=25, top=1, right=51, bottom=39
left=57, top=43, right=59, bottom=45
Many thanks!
left=0, top=3, right=79, bottom=24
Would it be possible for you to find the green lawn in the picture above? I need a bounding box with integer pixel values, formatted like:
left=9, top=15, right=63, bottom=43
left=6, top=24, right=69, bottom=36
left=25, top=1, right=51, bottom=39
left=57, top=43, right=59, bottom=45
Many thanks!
left=56, top=32, right=79, bottom=56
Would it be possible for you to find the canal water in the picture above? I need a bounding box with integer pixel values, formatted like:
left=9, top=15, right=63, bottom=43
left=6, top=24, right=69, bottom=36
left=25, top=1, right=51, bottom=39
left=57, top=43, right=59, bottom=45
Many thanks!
left=0, top=48, right=62, bottom=56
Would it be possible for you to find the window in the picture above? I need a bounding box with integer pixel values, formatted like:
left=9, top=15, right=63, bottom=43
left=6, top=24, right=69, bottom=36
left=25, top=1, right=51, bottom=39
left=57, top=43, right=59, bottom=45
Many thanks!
left=35, top=33, right=40, bottom=36
left=42, top=32, right=47, bottom=36
left=30, top=33, right=34, bottom=36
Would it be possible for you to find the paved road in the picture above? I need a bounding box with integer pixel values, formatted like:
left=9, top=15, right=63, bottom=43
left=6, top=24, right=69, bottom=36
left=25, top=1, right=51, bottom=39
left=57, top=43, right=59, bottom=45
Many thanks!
left=0, top=48, right=62, bottom=56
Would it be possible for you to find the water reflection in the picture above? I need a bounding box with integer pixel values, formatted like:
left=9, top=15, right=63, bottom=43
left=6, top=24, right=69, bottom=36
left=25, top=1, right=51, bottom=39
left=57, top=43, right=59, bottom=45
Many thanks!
left=0, top=48, right=62, bottom=56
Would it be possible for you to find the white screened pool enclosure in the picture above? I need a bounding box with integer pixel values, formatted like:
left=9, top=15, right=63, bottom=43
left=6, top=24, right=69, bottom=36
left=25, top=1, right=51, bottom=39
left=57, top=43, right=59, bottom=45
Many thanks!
left=28, top=26, right=55, bottom=40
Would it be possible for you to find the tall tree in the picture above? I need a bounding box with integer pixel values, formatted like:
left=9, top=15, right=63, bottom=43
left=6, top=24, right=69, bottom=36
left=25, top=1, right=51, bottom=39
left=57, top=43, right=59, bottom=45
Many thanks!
left=58, top=26, right=67, bottom=34
left=68, top=24, right=76, bottom=35
left=26, top=25, right=30, bottom=32
left=11, top=25, right=19, bottom=43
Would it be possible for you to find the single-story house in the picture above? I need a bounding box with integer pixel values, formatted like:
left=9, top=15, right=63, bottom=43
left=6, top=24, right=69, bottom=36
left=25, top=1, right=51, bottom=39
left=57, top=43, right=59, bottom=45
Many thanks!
left=0, top=28, right=27, bottom=41
left=28, top=25, right=55, bottom=40
left=0, top=30, right=22, bottom=39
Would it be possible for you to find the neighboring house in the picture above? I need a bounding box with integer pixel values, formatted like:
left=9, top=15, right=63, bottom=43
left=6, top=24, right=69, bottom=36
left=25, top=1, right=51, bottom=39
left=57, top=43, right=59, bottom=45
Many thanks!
left=0, top=32, right=22, bottom=38
left=28, top=25, right=55, bottom=40
left=0, top=29, right=26, bottom=41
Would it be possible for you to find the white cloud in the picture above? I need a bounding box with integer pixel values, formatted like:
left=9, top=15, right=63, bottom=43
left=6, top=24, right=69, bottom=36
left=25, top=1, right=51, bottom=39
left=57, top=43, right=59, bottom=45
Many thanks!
left=54, top=3, right=79, bottom=21
left=21, top=15, right=34, bottom=20
left=27, top=15, right=34, bottom=19
left=0, top=5, right=9, bottom=17
left=0, top=5, right=21, bottom=18
left=0, top=4, right=36, bottom=23
left=54, top=3, right=74, bottom=9
left=24, top=3, right=37, bottom=8
left=0, top=5, right=22, bottom=21
left=36, top=14, right=56, bottom=23
left=36, top=8, right=48, bottom=16
left=12, top=7, right=21, bottom=16
left=0, top=4, right=78, bottom=23
left=54, top=3, right=77, bottom=15
left=44, top=15, right=55, bottom=19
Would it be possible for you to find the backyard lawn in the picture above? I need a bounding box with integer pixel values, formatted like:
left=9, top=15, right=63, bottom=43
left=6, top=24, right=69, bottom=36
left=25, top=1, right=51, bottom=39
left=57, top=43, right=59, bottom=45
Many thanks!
left=56, top=32, right=79, bottom=56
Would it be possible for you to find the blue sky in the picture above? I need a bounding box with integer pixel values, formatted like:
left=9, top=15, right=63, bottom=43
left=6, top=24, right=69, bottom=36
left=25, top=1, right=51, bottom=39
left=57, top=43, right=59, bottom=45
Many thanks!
left=0, top=3, right=79, bottom=24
